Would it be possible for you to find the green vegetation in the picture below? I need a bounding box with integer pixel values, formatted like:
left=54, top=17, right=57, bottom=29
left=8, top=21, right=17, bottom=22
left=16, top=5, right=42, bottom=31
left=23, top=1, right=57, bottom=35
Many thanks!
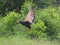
left=0, top=36, right=60, bottom=45
left=0, top=0, right=60, bottom=45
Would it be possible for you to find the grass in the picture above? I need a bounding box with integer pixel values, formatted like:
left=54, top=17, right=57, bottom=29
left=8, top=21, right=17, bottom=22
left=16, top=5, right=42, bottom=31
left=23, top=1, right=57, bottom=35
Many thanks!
left=0, top=36, right=60, bottom=45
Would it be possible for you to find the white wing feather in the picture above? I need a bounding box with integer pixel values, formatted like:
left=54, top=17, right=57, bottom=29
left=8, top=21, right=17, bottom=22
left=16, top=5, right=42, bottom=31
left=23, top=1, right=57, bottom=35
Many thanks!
left=25, top=7, right=34, bottom=23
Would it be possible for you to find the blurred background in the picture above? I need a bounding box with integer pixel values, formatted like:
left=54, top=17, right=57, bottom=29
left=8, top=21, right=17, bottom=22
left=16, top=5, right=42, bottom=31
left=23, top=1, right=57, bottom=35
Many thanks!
left=0, top=0, right=60, bottom=45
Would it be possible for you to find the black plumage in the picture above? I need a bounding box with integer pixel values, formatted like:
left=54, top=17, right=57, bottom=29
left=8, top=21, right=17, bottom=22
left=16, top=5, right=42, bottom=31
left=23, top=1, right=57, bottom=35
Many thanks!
left=20, top=21, right=31, bottom=29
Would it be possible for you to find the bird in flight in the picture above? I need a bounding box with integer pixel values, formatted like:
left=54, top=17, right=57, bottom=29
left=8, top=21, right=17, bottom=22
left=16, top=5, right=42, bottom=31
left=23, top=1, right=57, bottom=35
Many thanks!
left=18, top=6, right=35, bottom=29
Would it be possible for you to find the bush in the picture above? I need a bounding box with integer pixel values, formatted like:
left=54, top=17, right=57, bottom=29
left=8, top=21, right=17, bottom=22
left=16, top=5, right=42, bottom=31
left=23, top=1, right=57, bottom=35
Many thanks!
left=0, top=11, right=20, bottom=37
left=18, top=1, right=60, bottom=39
left=35, top=6, right=60, bottom=39
left=28, top=20, right=47, bottom=39
left=0, top=0, right=60, bottom=40
left=27, top=6, right=60, bottom=39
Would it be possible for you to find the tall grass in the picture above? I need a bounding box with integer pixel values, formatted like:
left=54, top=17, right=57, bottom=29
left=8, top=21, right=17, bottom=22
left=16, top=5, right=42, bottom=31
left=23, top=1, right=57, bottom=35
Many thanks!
left=0, top=36, right=60, bottom=45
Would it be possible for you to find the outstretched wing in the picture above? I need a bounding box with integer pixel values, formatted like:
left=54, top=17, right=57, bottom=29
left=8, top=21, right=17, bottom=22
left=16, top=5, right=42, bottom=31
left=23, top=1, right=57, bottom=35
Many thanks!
left=17, top=6, right=35, bottom=29
left=25, top=6, right=35, bottom=23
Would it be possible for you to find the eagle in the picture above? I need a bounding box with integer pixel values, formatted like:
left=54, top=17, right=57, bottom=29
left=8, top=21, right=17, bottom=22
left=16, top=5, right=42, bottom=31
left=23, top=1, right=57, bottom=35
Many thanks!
left=17, top=6, right=35, bottom=29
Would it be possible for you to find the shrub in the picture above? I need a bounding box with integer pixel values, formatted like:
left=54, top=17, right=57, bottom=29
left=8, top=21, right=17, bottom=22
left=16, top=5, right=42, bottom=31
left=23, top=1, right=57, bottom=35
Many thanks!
left=34, top=6, right=60, bottom=39
left=0, top=11, right=20, bottom=37
left=28, top=20, right=47, bottom=39
left=20, top=2, right=60, bottom=39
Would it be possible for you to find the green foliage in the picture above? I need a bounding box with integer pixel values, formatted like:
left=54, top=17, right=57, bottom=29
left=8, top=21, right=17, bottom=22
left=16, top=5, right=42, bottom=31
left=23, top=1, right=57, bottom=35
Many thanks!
left=0, top=37, right=60, bottom=45
left=20, top=0, right=35, bottom=20
left=0, top=0, right=60, bottom=40
left=0, top=11, right=20, bottom=36
left=28, top=20, right=47, bottom=39
left=0, top=0, right=25, bottom=16
left=34, top=6, right=60, bottom=39
left=33, top=0, right=56, bottom=8
left=0, top=0, right=57, bottom=16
